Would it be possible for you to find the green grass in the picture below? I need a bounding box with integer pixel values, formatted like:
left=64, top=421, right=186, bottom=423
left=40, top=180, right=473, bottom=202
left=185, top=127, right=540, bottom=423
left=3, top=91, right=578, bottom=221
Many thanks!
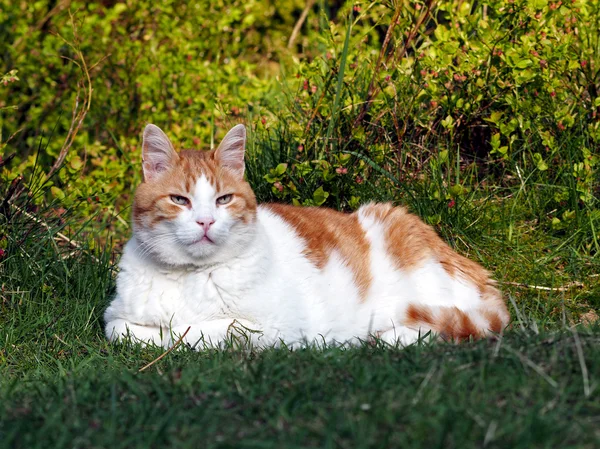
left=1, top=181, right=599, bottom=448
left=2, top=331, right=600, bottom=449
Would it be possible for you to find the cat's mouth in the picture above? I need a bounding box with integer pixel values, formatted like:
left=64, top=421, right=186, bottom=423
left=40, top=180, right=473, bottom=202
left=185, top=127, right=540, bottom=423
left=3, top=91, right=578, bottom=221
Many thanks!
left=192, top=235, right=214, bottom=244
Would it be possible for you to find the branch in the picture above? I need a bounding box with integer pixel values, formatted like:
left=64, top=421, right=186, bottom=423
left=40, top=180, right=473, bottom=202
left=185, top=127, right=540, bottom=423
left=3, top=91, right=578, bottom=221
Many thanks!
left=354, top=0, right=436, bottom=126
left=288, top=0, right=317, bottom=49
left=9, top=201, right=100, bottom=264
left=45, top=11, right=93, bottom=183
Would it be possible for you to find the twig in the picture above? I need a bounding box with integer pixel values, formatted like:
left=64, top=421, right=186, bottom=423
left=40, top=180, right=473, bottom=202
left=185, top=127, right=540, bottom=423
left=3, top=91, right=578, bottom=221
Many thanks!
left=392, top=0, right=436, bottom=64
left=53, top=334, right=68, bottom=345
left=1, top=175, right=23, bottom=217
left=303, top=71, right=336, bottom=134
left=354, top=3, right=403, bottom=126
left=501, top=280, right=584, bottom=292
left=12, top=0, right=70, bottom=50
left=138, top=326, right=191, bottom=372
left=354, top=0, right=436, bottom=126
left=2, top=126, right=24, bottom=146
left=45, top=11, right=93, bottom=183
left=287, top=0, right=316, bottom=49
left=0, top=152, right=16, bottom=169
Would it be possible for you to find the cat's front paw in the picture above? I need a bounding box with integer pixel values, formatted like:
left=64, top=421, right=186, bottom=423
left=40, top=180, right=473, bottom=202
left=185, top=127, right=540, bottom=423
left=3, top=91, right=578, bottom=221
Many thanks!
left=105, top=319, right=171, bottom=348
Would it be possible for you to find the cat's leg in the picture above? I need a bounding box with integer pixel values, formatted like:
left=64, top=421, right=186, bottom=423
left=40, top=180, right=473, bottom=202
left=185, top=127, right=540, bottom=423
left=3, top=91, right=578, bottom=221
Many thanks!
left=106, top=318, right=265, bottom=349
left=167, top=318, right=264, bottom=350
left=104, top=319, right=170, bottom=347
left=377, top=326, right=428, bottom=347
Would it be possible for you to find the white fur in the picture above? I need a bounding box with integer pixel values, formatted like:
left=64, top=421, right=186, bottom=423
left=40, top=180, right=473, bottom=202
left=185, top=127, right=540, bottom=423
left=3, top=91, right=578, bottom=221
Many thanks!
left=105, top=177, right=492, bottom=349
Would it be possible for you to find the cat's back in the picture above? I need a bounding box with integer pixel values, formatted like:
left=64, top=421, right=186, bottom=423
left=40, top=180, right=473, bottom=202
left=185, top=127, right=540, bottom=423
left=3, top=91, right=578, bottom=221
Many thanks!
left=259, top=202, right=501, bottom=306
left=259, top=201, right=446, bottom=273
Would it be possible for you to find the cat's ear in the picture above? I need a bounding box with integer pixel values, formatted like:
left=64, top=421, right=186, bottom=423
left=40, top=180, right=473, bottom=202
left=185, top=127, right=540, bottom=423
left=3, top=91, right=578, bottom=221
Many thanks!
left=214, top=124, right=246, bottom=178
left=142, top=124, right=178, bottom=181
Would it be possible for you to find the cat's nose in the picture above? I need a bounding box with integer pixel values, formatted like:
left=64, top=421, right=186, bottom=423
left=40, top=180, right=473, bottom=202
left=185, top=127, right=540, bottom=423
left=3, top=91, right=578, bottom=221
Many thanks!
left=196, top=218, right=215, bottom=233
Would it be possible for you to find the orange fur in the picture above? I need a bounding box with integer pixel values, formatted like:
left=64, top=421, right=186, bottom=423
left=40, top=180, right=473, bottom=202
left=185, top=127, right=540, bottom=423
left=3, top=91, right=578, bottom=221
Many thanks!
left=266, top=204, right=373, bottom=299
left=405, top=304, right=491, bottom=342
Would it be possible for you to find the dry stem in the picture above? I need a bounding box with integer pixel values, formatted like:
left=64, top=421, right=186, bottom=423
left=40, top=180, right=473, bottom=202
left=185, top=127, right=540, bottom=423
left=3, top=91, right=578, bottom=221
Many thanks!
left=288, top=0, right=317, bottom=49
left=138, top=327, right=192, bottom=372
left=45, top=10, right=93, bottom=183
left=501, top=280, right=584, bottom=292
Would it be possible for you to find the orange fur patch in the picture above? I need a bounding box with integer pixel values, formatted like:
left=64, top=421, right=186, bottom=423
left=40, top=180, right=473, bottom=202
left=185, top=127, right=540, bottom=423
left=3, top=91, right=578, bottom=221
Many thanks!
left=405, top=303, right=507, bottom=342
left=406, top=304, right=435, bottom=326
left=266, top=204, right=372, bottom=299
left=483, top=309, right=504, bottom=334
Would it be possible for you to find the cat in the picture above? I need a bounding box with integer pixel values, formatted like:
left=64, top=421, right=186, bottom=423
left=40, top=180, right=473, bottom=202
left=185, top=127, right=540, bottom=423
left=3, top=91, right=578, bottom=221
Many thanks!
left=104, top=123, right=510, bottom=349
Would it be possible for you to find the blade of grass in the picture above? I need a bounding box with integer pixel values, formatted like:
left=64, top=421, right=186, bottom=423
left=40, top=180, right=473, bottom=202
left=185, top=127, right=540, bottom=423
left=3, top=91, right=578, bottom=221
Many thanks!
left=325, top=10, right=353, bottom=144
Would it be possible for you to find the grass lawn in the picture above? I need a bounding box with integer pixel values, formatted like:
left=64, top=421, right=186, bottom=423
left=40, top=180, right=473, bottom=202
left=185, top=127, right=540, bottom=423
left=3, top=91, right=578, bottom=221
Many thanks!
left=1, top=187, right=599, bottom=449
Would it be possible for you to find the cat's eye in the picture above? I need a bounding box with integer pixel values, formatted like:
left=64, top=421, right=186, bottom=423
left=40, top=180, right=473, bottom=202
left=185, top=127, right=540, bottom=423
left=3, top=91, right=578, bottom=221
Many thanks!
left=170, top=195, right=190, bottom=206
left=216, top=194, right=233, bottom=205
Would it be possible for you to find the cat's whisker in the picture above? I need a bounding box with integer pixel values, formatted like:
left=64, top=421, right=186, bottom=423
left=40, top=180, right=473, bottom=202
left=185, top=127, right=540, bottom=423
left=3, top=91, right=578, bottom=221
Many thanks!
left=135, top=234, right=181, bottom=259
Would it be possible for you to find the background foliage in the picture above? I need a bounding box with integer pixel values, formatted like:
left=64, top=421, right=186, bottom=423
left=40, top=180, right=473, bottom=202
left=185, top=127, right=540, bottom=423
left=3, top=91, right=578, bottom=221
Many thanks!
left=2, top=0, right=598, bottom=244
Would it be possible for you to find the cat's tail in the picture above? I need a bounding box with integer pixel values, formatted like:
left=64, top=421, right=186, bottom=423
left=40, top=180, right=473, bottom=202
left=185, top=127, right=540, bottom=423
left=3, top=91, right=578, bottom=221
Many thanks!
left=402, top=295, right=510, bottom=342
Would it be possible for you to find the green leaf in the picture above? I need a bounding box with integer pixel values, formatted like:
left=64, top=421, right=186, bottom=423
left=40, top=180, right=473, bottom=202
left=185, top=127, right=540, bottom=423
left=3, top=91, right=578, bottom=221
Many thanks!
left=426, top=214, right=442, bottom=226
left=551, top=217, right=563, bottom=230
left=275, top=163, right=288, bottom=176
left=439, top=150, right=449, bottom=164
left=562, top=210, right=576, bottom=221
left=491, top=133, right=501, bottom=150
left=434, top=25, right=449, bottom=42
left=449, top=184, right=468, bottom=197
left=486, top=111, right=503, bottom=125
left=533, top=153, right=548, bottom=171
left=515, top=59, right=532, bottom=69
left=441, top=115, right=454, bottom=130
left=51, top=187, right=65, bottom=200
left=70, top=157, right=83, bottom=171
left=312, top=186, right=329, bottom=206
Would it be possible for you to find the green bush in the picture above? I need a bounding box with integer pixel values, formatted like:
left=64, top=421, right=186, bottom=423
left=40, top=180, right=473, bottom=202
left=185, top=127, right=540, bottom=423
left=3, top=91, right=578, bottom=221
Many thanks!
left=0, top=0, right=598, bottom=251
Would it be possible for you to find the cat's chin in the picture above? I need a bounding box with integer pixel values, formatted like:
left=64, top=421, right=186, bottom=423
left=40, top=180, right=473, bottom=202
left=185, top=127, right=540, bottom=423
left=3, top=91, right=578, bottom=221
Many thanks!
left=152, top=247, right=220, bottom=268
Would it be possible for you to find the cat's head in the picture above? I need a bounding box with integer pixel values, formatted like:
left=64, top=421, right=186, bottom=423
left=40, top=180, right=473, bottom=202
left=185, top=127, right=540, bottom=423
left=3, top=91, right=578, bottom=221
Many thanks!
left=132, top=124, right=257, bottom=266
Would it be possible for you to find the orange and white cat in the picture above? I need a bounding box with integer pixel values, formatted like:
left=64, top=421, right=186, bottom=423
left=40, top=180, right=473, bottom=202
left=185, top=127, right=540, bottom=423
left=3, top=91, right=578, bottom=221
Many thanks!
left=104, top=124, right=509, bottom=349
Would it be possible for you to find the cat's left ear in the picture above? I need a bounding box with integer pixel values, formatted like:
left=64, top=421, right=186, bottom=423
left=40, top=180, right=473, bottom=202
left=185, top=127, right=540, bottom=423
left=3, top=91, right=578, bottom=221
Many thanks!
left=214, top=124, right=246, bottom=178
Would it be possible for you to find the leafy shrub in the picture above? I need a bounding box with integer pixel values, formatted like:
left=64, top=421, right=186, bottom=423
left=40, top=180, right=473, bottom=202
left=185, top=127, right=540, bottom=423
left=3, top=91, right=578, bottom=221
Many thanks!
left=0, top=0, right=598, bottom=251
